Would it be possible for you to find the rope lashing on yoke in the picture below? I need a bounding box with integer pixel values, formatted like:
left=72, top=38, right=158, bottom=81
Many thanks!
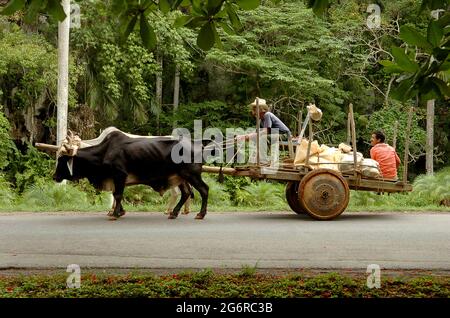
left=57, top=130, right=82, bottom=157
left=57, top=130, right=82, bottom=176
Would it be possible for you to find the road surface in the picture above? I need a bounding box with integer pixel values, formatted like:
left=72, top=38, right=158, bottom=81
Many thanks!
left=0, top=212, right=449, bottom=270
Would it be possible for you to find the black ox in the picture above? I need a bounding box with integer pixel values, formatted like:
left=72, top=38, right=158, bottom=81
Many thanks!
left=53, top=131, right=208, bottom=220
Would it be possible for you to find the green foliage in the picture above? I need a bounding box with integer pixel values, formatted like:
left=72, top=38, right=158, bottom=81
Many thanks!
left=237, top=264, right=258, bottom=278
left=306, top=0, right=330, bottom=16
left=6, top=146, right=55, bottom=193
left=196, top=174, right=231, bottom=204
left=307, top=0, right=450, bottom=17
left=349, top=167, right=450, bottom=209
left=413, top=167, right=450, bottom=204
left=122, top=178, right=231, bottom=209
left=0, top=21, right=59, bottom=111
left=0, top=173, right=15, bottom=207
left=237, top=181, right=285, bottom=207
left=222, top=175, right=252, bottom=203
left=18, top=180, right=89, bottom=210
left=76, top=33, right=159, bottom=126
left=171, top=100, right=252, bottom=131
left=380, top=11, right=450, bottom=102
left=73, top=179, right=112, bottom=207
left=15, top=178, right=110, bottom=211
left=0, top=0, right=277, bottom=52
left=364, top=101, right=427, bottom=161
left=349, top=190, right=379, bottom=208
left=204, top=2, right=364, bottom=142
left=0, top=105, right=16, bottom=170
left=1, top=271, right=449, bottom=298
left=123, top=185, right=168, bottom=206
left=70, top=1, right=194, bottom=131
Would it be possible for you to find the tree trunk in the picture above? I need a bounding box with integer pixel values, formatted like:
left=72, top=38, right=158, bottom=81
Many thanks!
left=155, top=54, right=163, bottom=135
left=57, top=0, right=70, bottom=146
left=173, top=64, right=180, bottom=129
left=426, top=99, right=434, bottom=175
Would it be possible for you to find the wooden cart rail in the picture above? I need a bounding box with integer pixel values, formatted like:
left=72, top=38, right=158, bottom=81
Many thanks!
left=202, top=164, right=412, bottom=221
left=202, top=165, right=412, bottom=193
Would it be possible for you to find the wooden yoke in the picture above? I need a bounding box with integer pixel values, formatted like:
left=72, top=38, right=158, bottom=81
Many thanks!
left=35, top=143, right=59, bottom=152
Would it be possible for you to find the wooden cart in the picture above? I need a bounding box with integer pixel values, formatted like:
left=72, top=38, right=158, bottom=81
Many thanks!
left=202, top=164, right=412, bottom=220
left=201, top=102, right=413, bottom=220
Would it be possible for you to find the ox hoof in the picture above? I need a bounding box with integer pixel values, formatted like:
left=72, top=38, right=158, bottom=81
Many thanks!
left=108, top=215, right=118, bottom=221
left=168, top=214, right=177, bottom=219
left=108, top=211, right=125, bottom=217
left=182, top=211, right=190, bottom=215
left=195, top=213, right=205, bottom=220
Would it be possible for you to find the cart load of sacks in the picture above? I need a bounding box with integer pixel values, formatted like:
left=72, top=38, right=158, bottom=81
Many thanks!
left=293, top=139, right=381, bottom=179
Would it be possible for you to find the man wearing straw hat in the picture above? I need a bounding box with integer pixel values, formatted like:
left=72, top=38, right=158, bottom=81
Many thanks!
left=237, top=97, right=291, bottom=141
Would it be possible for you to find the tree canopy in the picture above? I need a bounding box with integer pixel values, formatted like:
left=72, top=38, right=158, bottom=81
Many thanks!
left=0, top=0, right=448, bottom=183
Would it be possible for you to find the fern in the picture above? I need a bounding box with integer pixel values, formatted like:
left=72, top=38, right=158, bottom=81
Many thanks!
left=413, top=168, right=450, bottom=204
left=18, top=180, right=109, bottom=210
left=240, top=181, right=284, bottom=207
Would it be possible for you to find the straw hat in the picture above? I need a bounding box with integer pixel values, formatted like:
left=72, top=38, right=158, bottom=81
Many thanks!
left=307, top=103, right=323, bottom=121
left=250, top=97, right=268, bottom=107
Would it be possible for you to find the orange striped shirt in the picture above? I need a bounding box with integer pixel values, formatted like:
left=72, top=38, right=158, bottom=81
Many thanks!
left=370, top=143, right=401, bottom=179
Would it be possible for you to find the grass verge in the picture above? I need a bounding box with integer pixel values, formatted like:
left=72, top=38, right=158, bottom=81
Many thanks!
left=0, top=270, right=449, bottom=298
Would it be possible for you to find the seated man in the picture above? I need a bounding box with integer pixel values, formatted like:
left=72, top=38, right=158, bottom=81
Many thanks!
left=370, top=130, right=401, bottom=180
left=236, top=97, right=292, bottom=164
left=238, top=97, right=291, bottom=141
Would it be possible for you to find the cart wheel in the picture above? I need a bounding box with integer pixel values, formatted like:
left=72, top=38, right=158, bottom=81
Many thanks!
left=298, top=169, right=349, bottom=220
left=285, top=181, right=306, bottom=214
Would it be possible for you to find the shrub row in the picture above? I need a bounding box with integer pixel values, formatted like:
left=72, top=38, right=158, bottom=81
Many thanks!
left=1, top=167, right=449, bottom=212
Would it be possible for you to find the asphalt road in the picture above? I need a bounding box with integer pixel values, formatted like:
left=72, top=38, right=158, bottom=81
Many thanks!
left=0, top=212, right=449, bottom=270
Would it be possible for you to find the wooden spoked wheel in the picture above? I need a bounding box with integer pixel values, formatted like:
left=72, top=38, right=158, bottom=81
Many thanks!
left=285, top=181, right=306, bottom=214
left=298, top=169, right=349, bottom=220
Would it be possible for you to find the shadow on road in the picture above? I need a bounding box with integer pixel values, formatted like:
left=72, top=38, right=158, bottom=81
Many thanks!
left=252, top=212, right=400, bottom=222
left=30, top=211, right=402, bottom=227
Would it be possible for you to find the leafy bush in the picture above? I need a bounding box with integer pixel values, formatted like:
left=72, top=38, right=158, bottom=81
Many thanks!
left=349, top=191, right=379, bottom=207
left=349, top=167, right=450, bottom=209
left=72, top=179, right=112, bottom=207
left=17, top=180, right=108, bottom=211
left=123, top=185, right=168, bottom=206
left=7, top=146, right=55, bottom=193
left=0, top=174, right=15, bottom=208
left=0, top=105, right=16, bottom=170
left=237, top=181, right=285, bottom=208
left=222, top=175, right=252, bottom=205
left=413, top=167, right=450, bottom=205
left=171, top=100, right=253, bottom=132
left=364, top=102, right=426, bottom=160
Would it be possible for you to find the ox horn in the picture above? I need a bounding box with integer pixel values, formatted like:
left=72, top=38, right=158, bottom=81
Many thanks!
left=66, top=130, right=74, bottom=143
